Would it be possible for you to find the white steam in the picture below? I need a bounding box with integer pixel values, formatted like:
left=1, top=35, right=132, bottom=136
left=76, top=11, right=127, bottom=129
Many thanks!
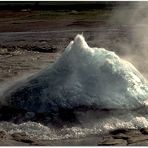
left=108, top=2, right=148, bottom=79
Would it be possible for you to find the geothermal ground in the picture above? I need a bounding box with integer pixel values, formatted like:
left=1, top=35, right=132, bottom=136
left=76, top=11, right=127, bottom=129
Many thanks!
left=0, top=9, right=133, bottom=84
left=1, top=7, right=148, bottom=146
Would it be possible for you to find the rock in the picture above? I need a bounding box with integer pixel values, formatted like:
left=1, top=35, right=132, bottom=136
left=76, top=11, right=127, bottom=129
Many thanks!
left=140, top=128, right=148, bottom=134
left=124, top=129, right=142, bottom=137
left=112, top=130, right=142, bottom=141
left=11, top=132, right=33, bottom=144
left=128, top=141, right=148, bottom=146
left=112, top=133, right=129, bottom=140
left=109, top=128, right=129, bottom=135
left=127, top=135, right=148, bottom=144
left=19, top=139, right=33, bottom=144
left=98, top=129, right=148, bottom=146
left=110, top=129, right=142, bottom=137
left=0, top=131, right=7, bottom=139
left=98, top=137, right=127, bottom=146
left=11, top=132, right=27, bottom=139
left=97, top=135, right=112, bottom=144
left=31, top=141, right=47, bottom=146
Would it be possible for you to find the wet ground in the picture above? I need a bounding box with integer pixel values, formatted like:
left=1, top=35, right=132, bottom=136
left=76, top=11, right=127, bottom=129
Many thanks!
left=0, top=9, right=133, bottom=84
left=1, top=128, right=148, bottom=146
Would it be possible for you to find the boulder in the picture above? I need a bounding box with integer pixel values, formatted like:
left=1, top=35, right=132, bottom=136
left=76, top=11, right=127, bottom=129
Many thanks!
left=0, top=131, right=7, bottom=139
left=127, top=135, right=148, bottom=144
left=11, top=132, right=33, bottom=144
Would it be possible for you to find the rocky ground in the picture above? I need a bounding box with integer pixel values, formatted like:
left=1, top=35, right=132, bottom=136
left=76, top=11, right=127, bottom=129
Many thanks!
left=1, top=128, right=148, bottom=146
left=0, top=9, right=134, bottom=84
left=98, top=128, right=148, bottom=146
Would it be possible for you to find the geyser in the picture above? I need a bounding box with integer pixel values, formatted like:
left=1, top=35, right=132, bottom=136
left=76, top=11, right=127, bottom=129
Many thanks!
left=3, top=34, right=148, bottom=113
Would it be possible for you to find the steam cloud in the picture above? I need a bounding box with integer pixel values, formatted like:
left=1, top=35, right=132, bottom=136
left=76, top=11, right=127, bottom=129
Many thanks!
left=108, top=2, right=148, bottom=79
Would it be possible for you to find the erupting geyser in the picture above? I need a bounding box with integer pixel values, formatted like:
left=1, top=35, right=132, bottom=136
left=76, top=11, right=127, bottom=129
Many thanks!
left=3, top=34, right=148, bottom=113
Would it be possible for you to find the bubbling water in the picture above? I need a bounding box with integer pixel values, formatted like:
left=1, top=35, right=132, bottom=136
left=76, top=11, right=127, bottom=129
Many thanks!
left=1, top=110, right=148, bottom=140
left=1, top=34, right=148, bottom=140
left=4, top=34, right=148, bottom=113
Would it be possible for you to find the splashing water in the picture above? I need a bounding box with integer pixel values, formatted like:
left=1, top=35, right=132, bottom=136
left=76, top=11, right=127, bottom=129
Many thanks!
left=1, top=34, right=148, bottom=140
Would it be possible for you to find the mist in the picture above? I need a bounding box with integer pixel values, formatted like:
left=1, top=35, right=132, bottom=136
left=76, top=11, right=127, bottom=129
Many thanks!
left=108, top=2, right=148, bottom=79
